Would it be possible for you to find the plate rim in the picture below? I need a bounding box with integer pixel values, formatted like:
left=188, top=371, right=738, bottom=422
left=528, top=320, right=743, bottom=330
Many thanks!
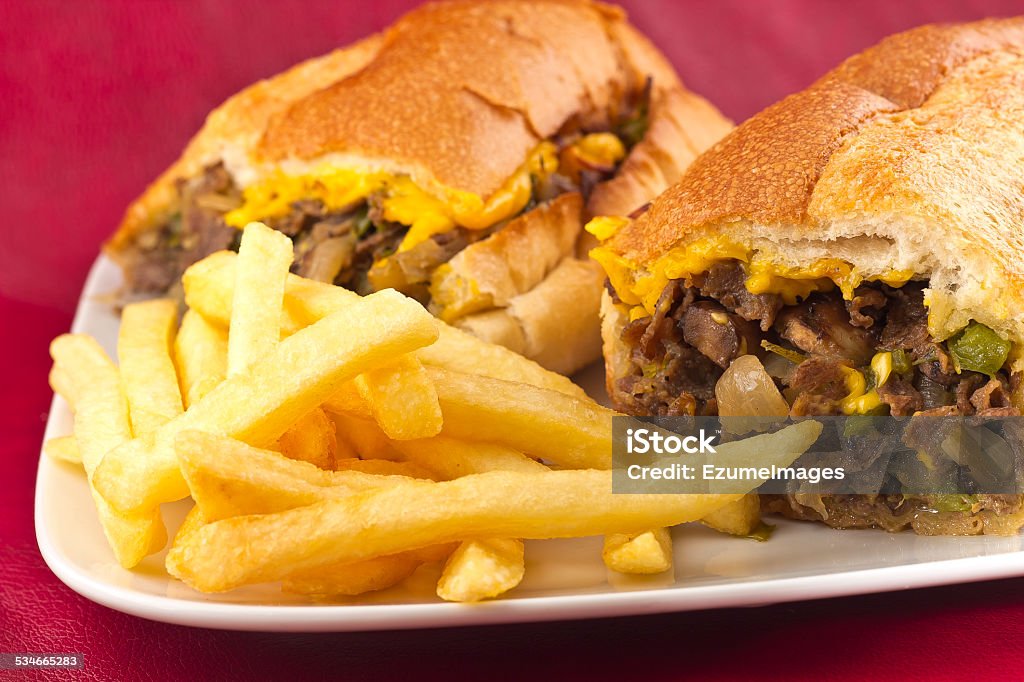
left=34, top=255, right=1024, bottom=632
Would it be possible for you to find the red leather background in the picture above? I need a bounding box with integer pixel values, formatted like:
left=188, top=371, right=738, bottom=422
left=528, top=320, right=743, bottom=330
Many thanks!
left=4, top=1, right=1024, bottom=679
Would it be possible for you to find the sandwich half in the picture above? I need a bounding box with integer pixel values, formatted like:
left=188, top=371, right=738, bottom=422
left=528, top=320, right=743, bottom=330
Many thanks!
left=590, top=18, right=1024, bottom=534
left=106, top=0, right=731, bottom=375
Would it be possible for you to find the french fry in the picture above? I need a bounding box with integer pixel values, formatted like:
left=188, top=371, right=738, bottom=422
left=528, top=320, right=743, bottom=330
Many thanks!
left=167, top=422, right=820, bottom=592
left=329, top=417, right=490, bottom=480
left=390, top=437, right=541, bottom=600
left=118, top=299, right=184, bottom=435
left=329, top=426, right=358, bottom=461
left=391, top=435, right=657, bottom=577
left=43, top=435, right=82, bottom=466
left=49, top=335, right=166, bottom=567
left=436, top=539, right=525, bottom=602
left=173, top=435, right=445, bottom=596
left=94, top=289, right=438, bottom=514
left=701, top=493, right=762, bottom=536
left=390, top=436, right=546, bottom=480
left=227, top=222, right=294, bottom=376
left=175, top=431, right=420, bottom=522
left=429, top=367, right=616, bottom=469
left=276, top=408, right=337, bottom=470
left=173, top=504, right=207, bottom=547
left=229, top=222, right=339, bottom=468
left=329, top=367, right=614, bottom=469
left=602, top=528, right=673, bottom=575
left=174, top=309, right=227, bottom=408
left=413, top=324, right=588, bottom=400
left=330, top=413, right=403, bottom=460
left=323, top=382, right=374, bottom=421
left=391, top=434, right=659, bottom=580
left=355, top=356, right=442, bottom=440
left=182, top=251, right=587, bottom=398
left=283, top=544, right=456, bottom=597
left=165, top=470, right=738, bottom=592
left=284, top=553, right=423, bottom=597
left=48, top=364, right=77, bottom=408
left=183, top=251, right=306, bottom=336
left=333, top=458, right=438, bottom=480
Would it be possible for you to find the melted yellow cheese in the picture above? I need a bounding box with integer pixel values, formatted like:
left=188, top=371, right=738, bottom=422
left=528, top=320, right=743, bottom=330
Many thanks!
left=838, top=354, right=897, bottom=415
left=587, top=220, right=915, bottom=315
left=628, top=305, right=649, bottom=322
left=590, top=235, right=748, bottom=311
left=585, top=216, right=629, bottom=241
left=746, top=260, right=840, bottom=304
left=871, top=351, right=893, bottom=388
left=573, top=132, right=626, bottom=167
left=224, top=142, right=559, bottom=252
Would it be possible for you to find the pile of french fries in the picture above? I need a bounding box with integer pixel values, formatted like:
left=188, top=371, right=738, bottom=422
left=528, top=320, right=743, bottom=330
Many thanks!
left=47, top=222, right=819, bottom=602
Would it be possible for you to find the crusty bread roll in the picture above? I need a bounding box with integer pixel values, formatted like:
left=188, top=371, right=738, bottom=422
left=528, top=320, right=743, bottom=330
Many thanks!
left=430, top=193, right=584, bottom=322
left=593, top=18, right=1024, bottom=535
left=457, top=257, right=607, bottom=375
left=600, top=18, right=1024, bottom=353
left=106, top=0, right=731, bottom=375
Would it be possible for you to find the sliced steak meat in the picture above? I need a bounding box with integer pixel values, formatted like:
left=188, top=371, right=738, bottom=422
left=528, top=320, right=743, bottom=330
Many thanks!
left=916, top=343, right=959, bottom=386
left=638, top=280, right=692, bottom=359
left=657, top=340, right=722, bottom=403
left=266, top=199, right=325, bottom=237
left=879, top=284, right=929, bottom=351
left=787, top=356, right=849, bottom=416
left=763, top=493, right=1024, bottom=534
left=121, top=149, right=585, bottom=301
left=955, top=373, right=985, bottom=414
left=611, top=269, right=1024, bottom=534
left=612, top=281, right=721, bottom=416
left=914, top=405, right=961, bottom=416
left=915, top=374, right=955, bottom=411
left=615, top=340, right=721, bottom=416
left=171, top=175, right=239, bottom=290
left=681, top=302, right=757, bottom=369
left=976, top=407, right=1021, bottom=416
left=846, top=287, right=887, bottom=328
left=970, top=378, right=1013, bottom=413
left=788, top=358, right=847, bottom=398
left=789, top=393, right=841, bottom=416
left=877, top=375, right=923, bottom=416
left=615, top=266, right=1021, bottom=429
left=694, top=261, right=782, bottom=331
left=774, top=294, right=876, bottom=365
left=121, top=164, right=240, bottom=296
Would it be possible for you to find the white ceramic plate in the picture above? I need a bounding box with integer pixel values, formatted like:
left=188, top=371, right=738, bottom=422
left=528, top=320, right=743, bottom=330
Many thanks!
left=35, top=256, right=1024, bottom=632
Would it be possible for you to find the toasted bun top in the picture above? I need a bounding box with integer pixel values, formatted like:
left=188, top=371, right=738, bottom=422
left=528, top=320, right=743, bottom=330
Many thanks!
left=260, top=0, right=634, bottom=196
left=604, top=18, right=1024, bottom=344
left=110, top=0, right=697, bottom=251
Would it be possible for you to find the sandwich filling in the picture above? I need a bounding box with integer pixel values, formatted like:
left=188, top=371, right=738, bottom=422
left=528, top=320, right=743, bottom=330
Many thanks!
left=605, top=260, right=1019, bottom=420
left=117, top=89, right=651, bottom=305
left=596, top=237, right=1023, bottom=534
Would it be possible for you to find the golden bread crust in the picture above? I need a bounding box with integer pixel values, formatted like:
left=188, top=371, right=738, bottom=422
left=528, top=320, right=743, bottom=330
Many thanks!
left=430, top=192, right=583, bottom=319
left=455, top=256, right=605, bottom=374
left=587, top=88, right=732, bottom=219
left=107, top=34, right=384, bottom=253
left=108, top=0, right=723, bottom=255
left=257, top=0, right=631, bottom=195
left=606, top=18, right=1024, bottom=267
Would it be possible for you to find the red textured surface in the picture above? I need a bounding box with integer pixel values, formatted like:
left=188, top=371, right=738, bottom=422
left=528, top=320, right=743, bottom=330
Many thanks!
left=3, top=1, right=1024, bottom=679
